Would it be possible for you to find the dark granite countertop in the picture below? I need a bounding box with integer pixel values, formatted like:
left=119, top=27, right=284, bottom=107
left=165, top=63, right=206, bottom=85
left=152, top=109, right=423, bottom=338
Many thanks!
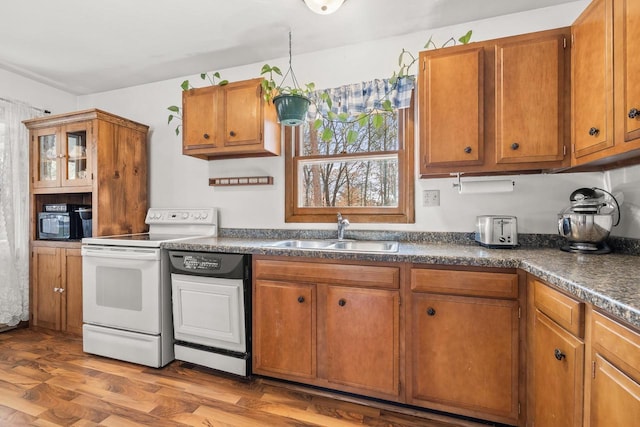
left=163, top=237, right=640, bottom=330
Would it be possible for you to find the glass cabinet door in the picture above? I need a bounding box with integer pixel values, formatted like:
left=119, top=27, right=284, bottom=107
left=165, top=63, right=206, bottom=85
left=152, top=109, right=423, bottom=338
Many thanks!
left=32, top=127, right=61, bottom=188
left=31, top=122, right=92, bottom=190
left=65, top=128, right=88, bottom=185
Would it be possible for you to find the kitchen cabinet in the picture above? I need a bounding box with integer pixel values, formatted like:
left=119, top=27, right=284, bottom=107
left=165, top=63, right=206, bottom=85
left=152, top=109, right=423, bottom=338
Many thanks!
left=30, top=121, right=92, bottom=191
left=253, top=257, right=401, bottom=400
left=571, top=0, right=640, bottom=167
left=585, top=309, right=640, bottom=426
left=419, top=28, right=570, bottom=177
left=24, top=109, right=149, bottom=335
left=31, top=247, right=83, bottom=335
left=408, top=267, right=521, bottom=426
left=182, top=77, right=280, bottom=160
left=528, top=277, right=585, bottom=427
left=253, top=279, right=316, bottom=379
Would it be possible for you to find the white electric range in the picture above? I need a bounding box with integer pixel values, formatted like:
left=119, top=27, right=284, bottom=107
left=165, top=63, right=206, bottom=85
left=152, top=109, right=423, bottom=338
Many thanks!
left=81, top=207, right=218, bottom=367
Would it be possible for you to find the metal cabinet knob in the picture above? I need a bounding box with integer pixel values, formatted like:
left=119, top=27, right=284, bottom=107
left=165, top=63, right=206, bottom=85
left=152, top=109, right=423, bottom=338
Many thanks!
left=297, top=296, right=305, bottom=303
left=427, top=307, right=436, bottom=316
left=463, top=146, right=472, bottom=154
left=511, top=142, right=520, bottom=150
left=203, top=133, right=210, bottom=139
left=588, top=127, right=599, bottom=136
left=554, top=348, right=566, bottom=361
left=629, top=108, right=640, bottom=119
left=338, top=299, right=346, bottom=307
left=229, top=130, right=237, bottom=137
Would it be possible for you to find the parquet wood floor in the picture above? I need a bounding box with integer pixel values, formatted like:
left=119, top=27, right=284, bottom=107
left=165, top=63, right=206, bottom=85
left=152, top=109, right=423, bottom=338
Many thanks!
left=0, top=328, right=493, bottom=427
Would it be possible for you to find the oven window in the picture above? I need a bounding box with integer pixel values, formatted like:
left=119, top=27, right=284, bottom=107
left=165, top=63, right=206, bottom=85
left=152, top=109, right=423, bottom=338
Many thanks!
left=96, top=266, right=143, bottom=311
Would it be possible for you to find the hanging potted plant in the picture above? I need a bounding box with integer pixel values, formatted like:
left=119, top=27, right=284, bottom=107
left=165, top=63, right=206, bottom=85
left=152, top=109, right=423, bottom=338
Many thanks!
left=260, top=64, right=315, bottom=126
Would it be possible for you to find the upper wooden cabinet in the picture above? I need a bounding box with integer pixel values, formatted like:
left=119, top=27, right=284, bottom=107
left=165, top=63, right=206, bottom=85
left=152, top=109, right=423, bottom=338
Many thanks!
left=420, top=46, right=484, bottom=168
left=419, top=28, right=570, bottom=177
left=571, top=0, right=640, bottom=166
left=182, top=78, right=281, bottom=160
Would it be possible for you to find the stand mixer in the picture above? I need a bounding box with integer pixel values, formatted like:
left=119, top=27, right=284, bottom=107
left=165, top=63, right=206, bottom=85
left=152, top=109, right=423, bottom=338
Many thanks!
left=558, top=187, right=621, bottom=254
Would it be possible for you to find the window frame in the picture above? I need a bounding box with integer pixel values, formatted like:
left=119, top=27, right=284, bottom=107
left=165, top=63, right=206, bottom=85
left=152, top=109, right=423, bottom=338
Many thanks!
left=284, top=99, right=415, bottom=224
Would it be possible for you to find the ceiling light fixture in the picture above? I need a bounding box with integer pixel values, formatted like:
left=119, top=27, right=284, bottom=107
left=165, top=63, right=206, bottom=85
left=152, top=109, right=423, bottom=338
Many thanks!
left=302, top=0, right=346, bottom=15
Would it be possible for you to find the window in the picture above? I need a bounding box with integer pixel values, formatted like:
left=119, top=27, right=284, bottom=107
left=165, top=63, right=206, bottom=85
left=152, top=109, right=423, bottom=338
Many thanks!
left=285, top=87, right=414, bottom=224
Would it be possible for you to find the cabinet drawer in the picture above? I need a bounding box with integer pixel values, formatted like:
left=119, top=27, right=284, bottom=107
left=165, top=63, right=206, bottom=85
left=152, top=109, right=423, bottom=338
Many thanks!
left=255, top=259, right=399, bottom=289
left=591, top=310, right=640, bottom=382
left=411, top=268, right=518, bottom=299
left=534, top=279, right=584, bottom=337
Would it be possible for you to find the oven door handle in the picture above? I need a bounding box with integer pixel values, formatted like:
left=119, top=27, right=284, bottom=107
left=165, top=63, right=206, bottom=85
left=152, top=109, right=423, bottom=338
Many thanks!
left=81, top=246, right=161, bottom=261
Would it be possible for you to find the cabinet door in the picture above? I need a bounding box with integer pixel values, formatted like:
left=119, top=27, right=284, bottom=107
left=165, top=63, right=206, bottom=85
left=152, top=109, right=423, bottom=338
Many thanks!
left=224, top=80, right=262, bottom=148
left=182, top=85, right=220, bottom=152
left=32, top=247, right=62, bottom=330
left=572, top=0, right=614, bottom=158
left=31, top=127, right=61, bottom=189
left=62, top=122, right=92, bottom=188
left=63, top=248, right=83, bottom=335
left=419, top=46, right=484, bottom=169
left=325, top=286, right=399, bottom=397
left=253, top=280, right=316, bottom=379
left=533, top=310, right=584, bottom=427
left=411, top=293, right=519, bottom=422
left=496, top=34, right=567, bottom=164
left=620, top=0, right=640, bottom=141
left=590, top=353, right=640, bottom=426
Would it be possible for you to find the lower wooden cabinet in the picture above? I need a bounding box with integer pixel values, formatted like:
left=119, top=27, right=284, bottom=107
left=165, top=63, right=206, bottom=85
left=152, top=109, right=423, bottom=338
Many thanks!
left=408, top=267, right=521, bottom=425
left=253, top=280, right=316, bottom=379
left=533, top=310, right=584, bottom=427
left=586, top=309, right=640, bottom=426
left=252, top=257, right=401, bottom=400
left=31, top=246, right=83, bottom=335
left=528, top=277, right=585, bottom=427
left=325, top=285, right=399, bottom=395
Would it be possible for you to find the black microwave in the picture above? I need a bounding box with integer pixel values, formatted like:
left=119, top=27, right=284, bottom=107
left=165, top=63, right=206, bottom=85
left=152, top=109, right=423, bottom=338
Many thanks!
left=37, top=204, right=88, bottom=240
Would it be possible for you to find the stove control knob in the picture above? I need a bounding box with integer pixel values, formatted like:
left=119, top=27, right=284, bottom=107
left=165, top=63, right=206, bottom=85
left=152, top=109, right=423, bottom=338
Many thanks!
left=194, top=213, right=201, bottom=219
left=182, top=213, right=189, bottom=219
left=201, top=212, right=208, bottom=219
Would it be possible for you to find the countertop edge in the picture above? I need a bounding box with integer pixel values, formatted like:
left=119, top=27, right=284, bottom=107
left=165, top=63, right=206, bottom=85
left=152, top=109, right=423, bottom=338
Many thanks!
left=162, top=238, right=640, bottom=330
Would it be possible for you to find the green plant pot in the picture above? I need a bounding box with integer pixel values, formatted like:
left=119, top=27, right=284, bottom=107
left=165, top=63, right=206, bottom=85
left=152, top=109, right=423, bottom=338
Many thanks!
left=273, top=94, right=311, bottom=126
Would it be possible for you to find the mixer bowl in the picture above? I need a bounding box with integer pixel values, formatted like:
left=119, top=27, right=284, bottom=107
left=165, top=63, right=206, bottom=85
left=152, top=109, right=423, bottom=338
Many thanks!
left=558, top=213, right=613, bottom=244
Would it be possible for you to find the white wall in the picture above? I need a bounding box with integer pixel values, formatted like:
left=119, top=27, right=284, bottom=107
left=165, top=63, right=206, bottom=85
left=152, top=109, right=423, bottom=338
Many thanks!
left=0, top=69, right=77, bottom=114
left=74, top=0, right=640, bottom=238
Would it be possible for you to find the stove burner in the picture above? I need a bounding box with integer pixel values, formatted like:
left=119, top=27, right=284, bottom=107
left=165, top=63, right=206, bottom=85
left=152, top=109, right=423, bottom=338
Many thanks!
left=561, top=242, right=611, bottom=254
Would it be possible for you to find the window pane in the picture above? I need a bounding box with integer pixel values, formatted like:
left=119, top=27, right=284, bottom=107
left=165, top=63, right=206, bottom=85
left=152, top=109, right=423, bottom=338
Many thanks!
left=301, top=113, right=398, bottom=156
left=299, top=155, right=399, bottom=208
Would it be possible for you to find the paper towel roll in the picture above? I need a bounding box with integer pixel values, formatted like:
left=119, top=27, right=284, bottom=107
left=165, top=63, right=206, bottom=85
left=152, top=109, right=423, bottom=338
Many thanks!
left=457, top=179, right=514, bottom=194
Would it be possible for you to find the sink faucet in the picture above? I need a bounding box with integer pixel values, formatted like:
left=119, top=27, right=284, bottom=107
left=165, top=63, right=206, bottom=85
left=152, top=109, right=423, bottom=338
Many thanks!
left=337, top=212, right=350, bottom=240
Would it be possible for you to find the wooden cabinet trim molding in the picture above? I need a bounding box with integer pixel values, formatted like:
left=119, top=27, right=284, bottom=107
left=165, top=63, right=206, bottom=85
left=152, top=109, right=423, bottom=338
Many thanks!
left=533, top=278, right=585, bottom=337
left=254, top=259, right=400, bottom=289
left=411, top=268, right=518, bottom=299
left=591, top=309, right=640, bottom=382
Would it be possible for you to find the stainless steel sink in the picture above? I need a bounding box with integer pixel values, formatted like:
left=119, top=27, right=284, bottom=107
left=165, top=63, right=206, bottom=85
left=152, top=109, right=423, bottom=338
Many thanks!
left=268, top=239, right=398, bottom=253
left=328, top=240, right=399, bottom=252
left=269, top=239, right=333, bottom=249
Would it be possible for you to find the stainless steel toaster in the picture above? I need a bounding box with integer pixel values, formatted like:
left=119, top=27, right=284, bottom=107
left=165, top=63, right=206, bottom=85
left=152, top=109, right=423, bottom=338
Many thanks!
left=475, top=215, right=518, bottom=248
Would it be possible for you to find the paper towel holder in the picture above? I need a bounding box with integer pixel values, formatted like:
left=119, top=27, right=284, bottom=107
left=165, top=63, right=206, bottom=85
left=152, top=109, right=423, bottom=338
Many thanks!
left=451, top=173, right=515, bottom=194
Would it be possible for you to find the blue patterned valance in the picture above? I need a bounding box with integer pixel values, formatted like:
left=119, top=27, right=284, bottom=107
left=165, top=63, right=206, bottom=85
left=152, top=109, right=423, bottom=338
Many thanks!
left=309, top=76, right=414, bottom=117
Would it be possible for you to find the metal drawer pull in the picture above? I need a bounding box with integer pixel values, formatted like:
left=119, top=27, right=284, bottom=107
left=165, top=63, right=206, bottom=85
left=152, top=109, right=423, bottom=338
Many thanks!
left=554, top=348, right=566, bottom=361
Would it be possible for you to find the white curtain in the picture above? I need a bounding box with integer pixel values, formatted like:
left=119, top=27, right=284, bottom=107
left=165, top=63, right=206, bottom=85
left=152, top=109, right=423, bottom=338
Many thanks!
left=0, top=99, right=43, bottom=326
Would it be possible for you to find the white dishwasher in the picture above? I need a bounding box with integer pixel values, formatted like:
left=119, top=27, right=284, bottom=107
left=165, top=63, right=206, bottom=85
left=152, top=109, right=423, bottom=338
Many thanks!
left=168, top=251, right=251, bottom=377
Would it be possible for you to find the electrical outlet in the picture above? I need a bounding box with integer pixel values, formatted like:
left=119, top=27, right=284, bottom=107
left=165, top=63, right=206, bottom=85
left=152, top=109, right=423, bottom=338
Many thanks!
left=422, top=189, right=440, bottom=207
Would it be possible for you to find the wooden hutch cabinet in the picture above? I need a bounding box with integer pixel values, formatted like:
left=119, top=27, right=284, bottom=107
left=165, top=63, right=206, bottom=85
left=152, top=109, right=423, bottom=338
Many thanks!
left=24, top=109, right=149, bottom=335
left=182, top=77, right=280, bottom=159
